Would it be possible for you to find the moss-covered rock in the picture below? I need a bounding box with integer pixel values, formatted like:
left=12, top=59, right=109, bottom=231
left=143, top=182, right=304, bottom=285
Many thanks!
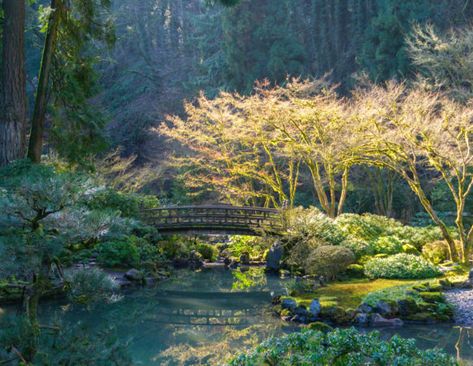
left=306, top=321, right=333, bottom=332
left=419, top=292, right=444, bottom=303
left=397, top=298, right=419, bottom=316
left=320, top=305, right=352, bottom=324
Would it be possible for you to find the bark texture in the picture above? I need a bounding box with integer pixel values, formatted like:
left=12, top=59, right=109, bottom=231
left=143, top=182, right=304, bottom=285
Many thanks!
left=0, top=0, right=27, bottom=166
left=28, top=0, right=61, bottom=163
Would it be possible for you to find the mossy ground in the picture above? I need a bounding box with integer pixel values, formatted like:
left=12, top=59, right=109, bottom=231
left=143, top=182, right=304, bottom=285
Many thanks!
left=292, top=279, right=426, bottom=309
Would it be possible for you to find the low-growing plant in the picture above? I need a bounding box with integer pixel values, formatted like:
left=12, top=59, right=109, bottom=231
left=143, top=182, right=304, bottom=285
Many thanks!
left=228, top=328, right=457, bottom=366
left=96, top=237, right=140, bottom=268
left=363, top=285, right=423, bottom=307
left=304, top=246, right=355, bottom=279
left=364, top=254, right=441, bottom=279
left=86, top=188, right=159, bottom=218
left=196, top=243, right=218, bottom=261
left=66, top=268, right=118, bottom=306
left=422, top=241, right=451, bottom=264
left=228, top=236, right=270, bottom=260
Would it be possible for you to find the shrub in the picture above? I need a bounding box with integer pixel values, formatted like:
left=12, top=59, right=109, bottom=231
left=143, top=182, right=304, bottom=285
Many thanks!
left=304, top=246, right=355, bottom=279
left=228, top=328, right=457, bottom=366
left=96, top=237, right=140, bottom=268
left=364, top=254, right=441, bottom=279
left=422, top=241, right=450, bottom=264
left=363, top=285, right=423, bottom=307
left=66, top=268, right=117, bottom=305
left=228, top=236, right=270, bottom=260
left=372, top=236, right=404, bottom=254
left=197, top=243, right=218, bottom=261
left=86, top=188, right=159, bottom=218
left=285, top=207, right=346, bottom=246
left=339, top=238, right=372, bottom=259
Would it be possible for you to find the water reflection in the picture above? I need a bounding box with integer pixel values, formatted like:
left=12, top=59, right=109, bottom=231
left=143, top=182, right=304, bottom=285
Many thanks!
left=5, top=268, right=473, bottom=365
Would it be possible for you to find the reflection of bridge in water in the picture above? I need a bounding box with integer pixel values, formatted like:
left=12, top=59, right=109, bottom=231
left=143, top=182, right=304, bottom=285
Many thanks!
left=142, top=205, right=283, bottom=236
left=145, top=290, right=273, bottom=326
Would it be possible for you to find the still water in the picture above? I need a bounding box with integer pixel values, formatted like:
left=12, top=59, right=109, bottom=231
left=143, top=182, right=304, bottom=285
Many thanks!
left=11, top=268, right=473, bottom=365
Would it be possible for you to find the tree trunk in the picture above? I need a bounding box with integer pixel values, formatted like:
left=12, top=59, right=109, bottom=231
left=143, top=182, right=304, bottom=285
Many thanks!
left=27, top=0, right=62, bottom=163
left=0, top=0, right=27, bottom=166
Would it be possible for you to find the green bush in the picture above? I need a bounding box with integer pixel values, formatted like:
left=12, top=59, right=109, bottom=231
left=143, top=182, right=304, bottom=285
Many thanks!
left=197, top=243, right=218, bottom=261
left=96, top=237, right=140, bottom=268
left=66, top=268, right=117, bottom=305
left=372, top=235, right=404, bottom=254
left=228, top=328, right=457, bottom=366
left=363, top=285, right=423, bottom=307
left=364, top=254, right=441, bottom=279
left=86, top=188, right=159, bottom=218
left=228, top=236, right=269, bottom=260
left=339, top=238, right=372, bottom=259
left=304, top=245, right=355, bottom=279
left=422, top=241, right=450, bottom=264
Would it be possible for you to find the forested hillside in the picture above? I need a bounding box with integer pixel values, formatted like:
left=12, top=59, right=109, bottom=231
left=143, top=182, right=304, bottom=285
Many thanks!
left=89, top=0, right=473, bottom=216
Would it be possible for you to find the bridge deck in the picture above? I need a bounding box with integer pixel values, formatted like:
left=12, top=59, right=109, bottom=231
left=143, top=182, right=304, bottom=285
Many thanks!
left=142, top=205, right=283, bottom=235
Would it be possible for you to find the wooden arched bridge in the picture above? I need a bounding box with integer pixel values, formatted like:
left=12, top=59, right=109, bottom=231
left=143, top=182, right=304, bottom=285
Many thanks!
left=142, top=205, right=283, bottom=236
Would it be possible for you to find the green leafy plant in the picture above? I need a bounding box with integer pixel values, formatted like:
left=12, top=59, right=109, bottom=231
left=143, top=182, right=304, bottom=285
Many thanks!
left=196, top=243, right=218, bottom=261
left=96, top=237, right=140, bottom=268
left=364, top=254, right=441, bottom=279
left=304, top=246, right=355, bottom=279
left=228, top=328, right=457, bottom=366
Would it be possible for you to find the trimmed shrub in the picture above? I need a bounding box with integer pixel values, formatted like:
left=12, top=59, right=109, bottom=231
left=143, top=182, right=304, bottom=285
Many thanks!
left=228, top=236, right=270, bottom=260
left=228, top=328, right=457, bottom=366
left=422, top=241, right=450, bottom=264
left=372, top=236, right=404, bottom=254
left=304, top=245, right=355, bottom=279
left=86, top=188, right=159, bottom=218
left=197, top=243, right=218, bottom=261
left=96, top=237, right=140, bottom=268
left=339, top=238, right=372, bottom=259
left=364, top=254, right=441, bottom=279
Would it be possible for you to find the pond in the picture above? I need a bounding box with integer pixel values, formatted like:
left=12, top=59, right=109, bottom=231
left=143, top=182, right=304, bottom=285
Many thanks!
left=4, top=268, right=473, bottom=365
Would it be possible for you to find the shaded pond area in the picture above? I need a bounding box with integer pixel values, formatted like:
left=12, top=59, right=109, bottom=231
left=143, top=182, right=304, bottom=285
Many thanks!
left=3, top=268, right=473, bottom=365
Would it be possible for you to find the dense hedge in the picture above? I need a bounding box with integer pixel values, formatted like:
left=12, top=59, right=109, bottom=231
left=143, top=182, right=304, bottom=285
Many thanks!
left=228, top=328, right=457, bottom=366
left=364, top=254, right=441, bottom=279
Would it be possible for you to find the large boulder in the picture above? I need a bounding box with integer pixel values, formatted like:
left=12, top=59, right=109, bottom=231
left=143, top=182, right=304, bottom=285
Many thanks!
left=309, top=299, right=321, bottom=318
left=124, top=269, right=144, bottom=282
left=357, top=303, right=373, bottom=314
left=281, top=298, right=297, bottom=311
left=354, top=313, right=369, bottom=326
left=374, top=300, right=398, bottom=317
left=397, top=298, right=419, bottom=316
left=370, top=313, right=403, bottom=327
left=266, top=241, right=284, bottom=272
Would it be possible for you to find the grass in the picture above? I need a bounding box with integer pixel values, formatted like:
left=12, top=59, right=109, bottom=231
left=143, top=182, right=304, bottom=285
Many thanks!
left=293, top=278, right=423, bottom=309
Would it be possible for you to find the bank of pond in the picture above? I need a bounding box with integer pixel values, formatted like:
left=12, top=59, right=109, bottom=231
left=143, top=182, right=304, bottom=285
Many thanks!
left=1, top=267, right=472, bottom=365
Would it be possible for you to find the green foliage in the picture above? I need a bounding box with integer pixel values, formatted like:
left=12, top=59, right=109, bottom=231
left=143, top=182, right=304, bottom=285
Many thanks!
left=364, top=254, right=441, bottom=279
left=422, top=241, right=450, bottom=265
left=196, top=243, right=218, bottom=261
left=86, top=188, right=159, bottom=218
left=228, top=236, right=270, bottom=260
left=0, top=315, right=132, bottom=365
left=96, top=237, right=140, bottom=268
left=363, top=285, right=423, bottom=307
left=66, top=268, right=117, bottom=306
left=46, top=0, right=115, bottom=167
left=304, top=246, right=355, bottom=279
left=228, top=328, right=457, bottom=366
left=336, top=213, right=445, bottom=254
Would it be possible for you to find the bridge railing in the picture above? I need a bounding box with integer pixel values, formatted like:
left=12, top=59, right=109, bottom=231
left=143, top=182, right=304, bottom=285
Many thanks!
left=141, top=205, right=283, bottom=234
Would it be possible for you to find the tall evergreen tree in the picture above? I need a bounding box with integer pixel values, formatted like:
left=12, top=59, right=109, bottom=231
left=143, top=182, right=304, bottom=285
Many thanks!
left=0, top=0, right=27, bottom=166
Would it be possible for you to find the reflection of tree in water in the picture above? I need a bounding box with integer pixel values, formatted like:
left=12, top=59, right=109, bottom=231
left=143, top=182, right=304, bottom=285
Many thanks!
left=157, top=324, right=286, bottom=366
left=231, top=267, right=267, bottom=290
